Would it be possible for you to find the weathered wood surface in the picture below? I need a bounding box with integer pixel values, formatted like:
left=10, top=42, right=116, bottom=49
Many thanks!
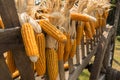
left=68, top=43, right=98, bottom=80
left=106, top=67, right=120, bottom=80
left=0, top=27, right=21, bottom=53
left=111, top=0, right=120, bottom=66
left=90, top=26, right=115, bottom=80
left=0, top=0, right=20, bottom=28
left=58, top=60, right=65, bottom=80
left=0, top=0, right=34, bottom=79
left=12, top=47, right=34, bottom=80
left=0, top=54, right=13, bottom=80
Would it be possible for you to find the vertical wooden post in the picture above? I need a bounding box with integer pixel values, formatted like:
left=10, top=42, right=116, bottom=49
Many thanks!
left=58, top=60, right=65, bottom=80
left=12, top=47, right=34, bottom=80
left=0, top=54, right=13, bottom=80
left=0, top=0, right=35, bottom=79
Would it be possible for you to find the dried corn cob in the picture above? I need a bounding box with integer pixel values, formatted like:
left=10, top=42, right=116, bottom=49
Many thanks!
left=46, top=48, right=58, bottom=80
left=76, top=22, right=85, bottom=45
left=69, top=39, right=76, bottom=58
left=39, top=19, right=67, bottom=43
left=84, top=22, right=93, bottom=39
left=89, top=21, right=96, bottom=36
left=6, top=51, right=16, bottom=74
left=21, top=23, right=39, bottom=62
left=99, top=15, right=103, bottom=27
left=0, top=17, right=4, bottom=29
left=35, top=33, right=46, bottom=76
left=103, top=10, right=109, bottom=19
left=12, top=70, right=19, bottom=78
left=94, top=11, right=100, bottom=29
left=57, top=42, right=65, bottom=61
left=63, top=33, right=72, bottom=62
left=70, top=13, right=96, bottom=22
left=102, top=18, right=106, bottom=27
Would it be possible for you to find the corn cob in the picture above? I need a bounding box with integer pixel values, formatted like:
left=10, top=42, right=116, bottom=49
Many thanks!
left=35, top=33, right=46, bottom=76
left=76, top=22, right=85, bottom=45
left=69, top=39, right=76, bottom=58
left=102, top=18, right=106, bottom=27
left=99, top=15, right=103, bottom=27
left=21, top=23, right=39, bottom=62
left=12, top=70, right=19, bottom=78
left=64, top=63, right=69, bottom=70
left=84, top=22, right=93, bottom=39
left=95, top=12, right=100, bottom=29
left=70, top=13, right=96, bottom=22
left=39, top=19, right=67, bottom=43
left=57, top=42, right=65, bottom=61
left=89, top=21, right=96, bottom=36
left=103, top=10, right=109, bottom=19
left=46, top=48, right=58, bottom=80
left=63, top=33, right=72, bottom=62
left=0, top=17, right=4, bottom=29
left=6, top=51, right=16, bottom=74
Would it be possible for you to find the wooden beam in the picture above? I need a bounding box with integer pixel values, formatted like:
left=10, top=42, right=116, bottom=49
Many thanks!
left=90, top=27, right=115, bottom=80
left=68, top=44, right=98, bottom=80
left=0, top=54, right=13, bottom=80
left=12, top=47, right=34, bottom=80
left=0, top=27, right=21, bottom=53
left=0, top=0, right=35, bottom=79
left=0, top=0, right=20, bottom=28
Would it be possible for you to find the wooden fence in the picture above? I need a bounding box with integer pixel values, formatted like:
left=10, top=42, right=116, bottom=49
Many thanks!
left=0, top=0, right=120, bottom=80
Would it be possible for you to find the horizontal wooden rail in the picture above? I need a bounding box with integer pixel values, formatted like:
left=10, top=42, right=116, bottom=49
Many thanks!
left=90, top=26, right=115, bottom=80
left=0, top=27, right=22, bottom=53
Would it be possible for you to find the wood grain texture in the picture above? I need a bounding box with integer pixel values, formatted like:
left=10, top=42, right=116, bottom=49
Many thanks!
left=0, top=54, right=13, bottom=80
left=90, top=27, right=114, bottom=80
left=0, top=0, right=20, bottom=28
left=0, top=0, right=35, bottom=79
left=12, top=47, right=34, bottom=80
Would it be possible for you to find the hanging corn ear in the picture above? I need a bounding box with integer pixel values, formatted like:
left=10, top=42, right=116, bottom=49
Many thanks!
left=70, top=13, right=96, bottom=22
left=57, top=42, right=65, bottom=61
left=0, top=17, right=4, bottom=29
left=89, top=21, right=96, bottom=36
left=103, top=10, right=109, bottom=19
left=69, top=39, right=76, bottom=58
left=84, top=22, right=93, bottom=39
left=95, top=12, right=100, bottom=29
left=46, top=48, right=58, bottom=80
left=39, top=19, right=67, bottom=43
left=63, top=33, right=72, bottom=62
left=99, top=15, right=103, bottom=27
left=21, top=23, right=39, bottom=62
left=6, top=51, right=16, bottom=74
left=35, top=33, right=46, bottom=76
left=76, top=22, right=85, bottom=45
left=102, top=18, right=106, bottom=27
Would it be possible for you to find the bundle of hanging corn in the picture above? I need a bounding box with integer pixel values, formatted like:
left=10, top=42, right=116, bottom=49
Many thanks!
left=6, top=0, right=111, bottom=79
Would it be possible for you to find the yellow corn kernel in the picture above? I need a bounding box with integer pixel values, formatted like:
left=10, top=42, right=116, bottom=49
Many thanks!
left=84, top=22, right=93, bottom=39
left=69, top=39, right=76, bottom=58
left=21, top=23, right=39, bottom=61
left=46, top=48, right=58, bottom=80
left=76, top=22, right=85, bottom=45
left=6, top=51, right=16, bottom=74
left=57, top=42, right=65, bottom=61
left=63, top=33, right=72, bottom=62
left=35, top=33, right=46, bottom=76
left=39, top=19, right=67, bottom=43
left=89, top=21, right=96, bottom=36
left=0, top=17, right=4, bottom=29
left=70, top=13, right=96, bottom=22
